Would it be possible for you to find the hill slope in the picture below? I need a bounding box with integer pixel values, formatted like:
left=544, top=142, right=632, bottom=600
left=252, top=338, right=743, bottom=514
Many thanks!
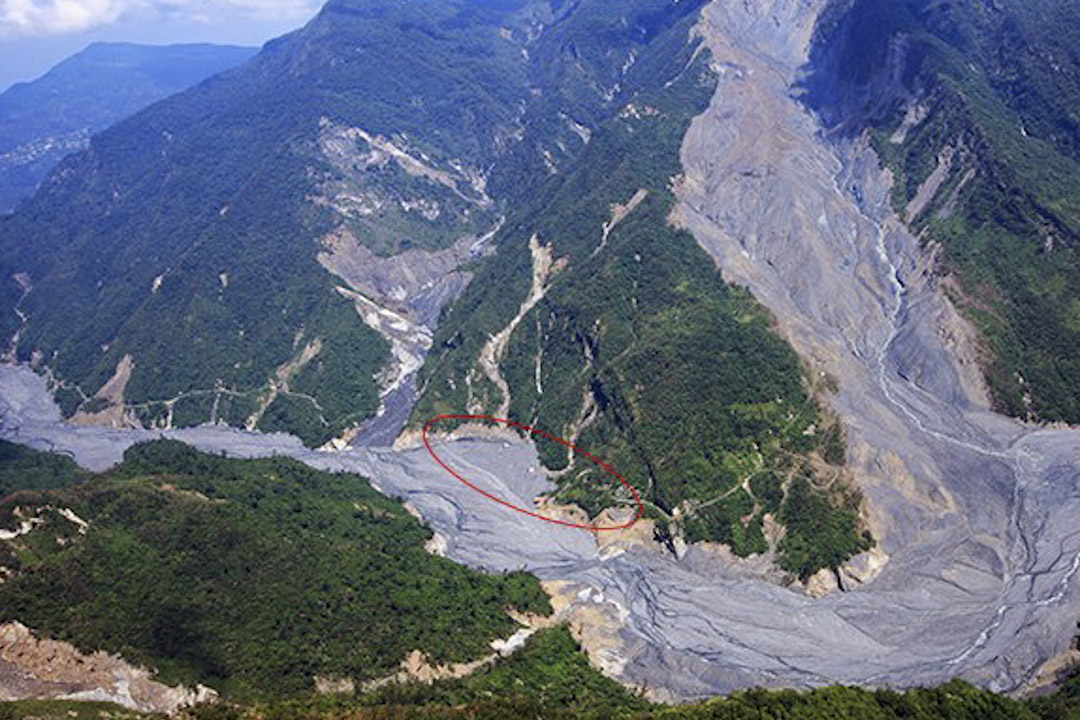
left=0, top=440, right=548, bottom=700
left=0, top=42, right=256, bottom=213
left=806, top=0, right=1080, bottom=424
left=5, top=626, right=1080, bottom=719
left=0, top=0, right=538, bottom=446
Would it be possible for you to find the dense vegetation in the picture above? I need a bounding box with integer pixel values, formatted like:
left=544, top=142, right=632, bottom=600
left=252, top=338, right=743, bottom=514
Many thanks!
left=412, top=0, right=870, bottom=577
left=808, top=0, right=1080, bottom=424
left=0, top=440, right=549, bottom=700
left=779, top=477, right=872, bottom=579
left=0, top=439, right=84, bottom=495
left=0, top=42, right=255, bottom=212
left=0, top=701, right=153, bottom=720
left=6, top=624, right=1079, bottom=720
left=184, top=641, right=1080, bottom=720
left=359, top=626, right=650, bottom=714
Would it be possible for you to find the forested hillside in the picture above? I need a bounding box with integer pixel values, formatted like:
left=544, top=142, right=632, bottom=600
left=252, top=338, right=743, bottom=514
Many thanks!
left=0, top=0, right=805, bottom=456
left=807, top=0, right=1080, bottom=424
left=412, top=0, right=871, bottom=574
left=0, top=0, right=539, bottom=446
left=4, top=623, right=1080, bottom=720
left=0, top=440, right=84, bottom=494
left=0, top=440, right=548, bottom=699
left=0, top=43, right=255, bottom=212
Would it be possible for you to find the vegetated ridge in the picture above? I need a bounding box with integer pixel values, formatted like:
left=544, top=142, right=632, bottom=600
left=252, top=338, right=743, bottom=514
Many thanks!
left=0, top=439, right=548, bottom=700
left=8, top=622, right=1080, bottom=719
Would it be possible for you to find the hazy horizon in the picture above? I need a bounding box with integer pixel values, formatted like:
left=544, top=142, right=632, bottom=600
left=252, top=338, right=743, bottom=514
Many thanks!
left=0, top=0, right=319, bottom=91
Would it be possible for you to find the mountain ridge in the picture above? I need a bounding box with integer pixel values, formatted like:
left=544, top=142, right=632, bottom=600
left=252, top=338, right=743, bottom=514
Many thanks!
left=0, top=0, right=546, bottom=446
left=0, top=42, right=257, bottom=213
left=2, top=0, right=1080, bottom=708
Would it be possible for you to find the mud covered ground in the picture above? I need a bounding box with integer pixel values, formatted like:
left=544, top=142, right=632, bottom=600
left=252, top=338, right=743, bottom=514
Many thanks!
left=2, top=351, right=1080, bottom=701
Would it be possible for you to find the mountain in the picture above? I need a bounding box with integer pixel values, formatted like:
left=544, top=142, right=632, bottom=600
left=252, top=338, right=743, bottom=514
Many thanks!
left=2, top=0, right=1080, bottom=714
left=406, top=4, right=868, bottom=571
left=0, top=42, right=257, bottom=213
left=805, top=0, right=1080, bottom=424
left=0, top=0, right=534, bottom=446
left=0, top=0, right=871, bottom=573
left=0, top=0, right=1075, bottom=602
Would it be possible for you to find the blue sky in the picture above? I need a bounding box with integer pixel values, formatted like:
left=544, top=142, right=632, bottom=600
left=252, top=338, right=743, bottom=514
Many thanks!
left=0, top=0, right=322, bottom=90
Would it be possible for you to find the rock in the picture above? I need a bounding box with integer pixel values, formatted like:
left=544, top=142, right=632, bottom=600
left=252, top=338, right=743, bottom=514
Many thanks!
left=804, top=568, right=840, bottom=598
left=839, top=547, right=890, bottom=591
left=314, top=676, right=355, bottom=695
left=424, top=531, right=449, bottom=556
left=672, top=535, right=689, bottom=560
left=490, top=628, right=535, bottom=656
left=0, top=621, right=217, bottom=713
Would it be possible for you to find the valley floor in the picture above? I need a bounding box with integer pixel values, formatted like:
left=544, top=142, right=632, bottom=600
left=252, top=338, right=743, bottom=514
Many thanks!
left=1, top=348, right=1080, bottom=700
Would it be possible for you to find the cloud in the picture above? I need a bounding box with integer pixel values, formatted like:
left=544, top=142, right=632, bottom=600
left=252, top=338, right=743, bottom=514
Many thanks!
left=0, top=0, right=320, bottom=36
left=1, top=0, right=129, bottom=35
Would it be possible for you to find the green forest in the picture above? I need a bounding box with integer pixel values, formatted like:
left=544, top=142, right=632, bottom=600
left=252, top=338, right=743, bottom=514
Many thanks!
left=0, top=440, right=84, bottom=494
left=0, top=440, right=549, bottom=700
left=3, top=624, right=1080, bottom=720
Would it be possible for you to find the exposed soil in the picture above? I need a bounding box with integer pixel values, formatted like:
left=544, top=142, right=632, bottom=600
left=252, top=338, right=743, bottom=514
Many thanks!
left=0, top=622, right=215, bottom=713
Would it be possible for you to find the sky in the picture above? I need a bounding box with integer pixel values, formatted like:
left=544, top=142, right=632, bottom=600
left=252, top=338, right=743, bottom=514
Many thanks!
left=0, top=0, right=323, bottom=90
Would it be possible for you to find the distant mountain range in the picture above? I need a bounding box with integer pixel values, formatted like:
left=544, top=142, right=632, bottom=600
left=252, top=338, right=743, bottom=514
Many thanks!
left=0, top=42, right=256, bottom=212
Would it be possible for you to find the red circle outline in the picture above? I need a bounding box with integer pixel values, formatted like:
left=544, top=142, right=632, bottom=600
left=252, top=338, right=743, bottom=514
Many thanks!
left=422, top=414, right=644, bottom=532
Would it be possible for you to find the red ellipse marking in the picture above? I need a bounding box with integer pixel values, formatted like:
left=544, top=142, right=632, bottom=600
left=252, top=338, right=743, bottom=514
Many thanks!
left=422, top=414, right=644, bottom=532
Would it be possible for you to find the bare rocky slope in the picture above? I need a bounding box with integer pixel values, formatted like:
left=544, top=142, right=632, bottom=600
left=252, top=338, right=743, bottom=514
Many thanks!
left=2, top=0, right=1080, bottom=705
left=0, top=622, right=215, bottom=713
